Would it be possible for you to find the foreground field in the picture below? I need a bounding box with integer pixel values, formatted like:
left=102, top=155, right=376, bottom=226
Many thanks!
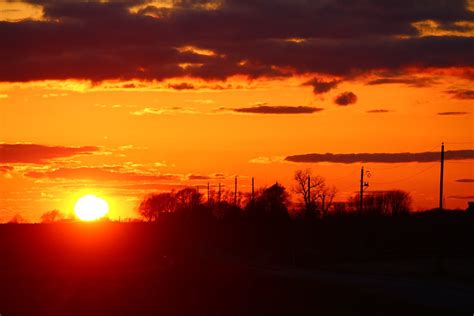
left=0, top=218, right=473, bottom=315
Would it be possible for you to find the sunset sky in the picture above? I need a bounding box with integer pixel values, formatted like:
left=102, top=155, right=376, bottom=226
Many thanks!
left=0, top=0, right=473, bottom=222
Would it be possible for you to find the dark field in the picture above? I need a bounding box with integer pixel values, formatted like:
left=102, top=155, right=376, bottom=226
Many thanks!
left=1, top=214, right=473, bottom=315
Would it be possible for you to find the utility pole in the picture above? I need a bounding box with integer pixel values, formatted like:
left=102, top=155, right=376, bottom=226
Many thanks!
left=218, top=182, right=221, bottom=205
left=322, top=193, right=326, bottom=215
left=207, top=182, right=210, bottom=207
left=234, top=176, right=237, bottom=206
left=251, top=176, right=255, bottom=201
left=307, top=175, right=311, bottom=212
left=439, top=142, right=445, bottom=211
left=359, top=166, right=364, bottom=214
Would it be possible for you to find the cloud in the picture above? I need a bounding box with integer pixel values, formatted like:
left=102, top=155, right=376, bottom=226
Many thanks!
left=187, top=173, right=226, bottom=180
left=445, top=89, right=474, bottom=100
left=0, top=165, right=14, bottom=173
left=168, top=82, right=195, bottom=90
left=304, top=78, right=339, bottom=94
left=437, top=111, right=469, bottom=115
left=334, top=92, right=357, bottom=106
left=285, top=149, right=474, bottom=164
left=0, top=143, right=99, bottom=163
left=249, top=156, right=285, bottom=164
left=367, top=76, right=436, bottom=87
left=131, top=107, right=199, bottom=116
left=455, top=178, right=474, bottom=183
left=0, top=1, right=472, bottom=83
left=24, top=167, right=180, bottom=182
left=187, top=174, right=211, bottom=180
left=367, top=109, right=391, bottom=113
left=447, top=195, right=474, bottom=200
left=233, top=105, right=323, bottom=114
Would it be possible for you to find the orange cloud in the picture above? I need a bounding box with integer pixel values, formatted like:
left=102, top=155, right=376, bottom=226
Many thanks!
left=25, top=167, right=179, bottom=182
left=0, top=144, right=99, bottom=164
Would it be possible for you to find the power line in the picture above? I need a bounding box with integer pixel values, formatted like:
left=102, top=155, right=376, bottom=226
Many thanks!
left=325, top=169, right=359, bottom=181
left=370, top=164, right=437, bottom=185
left=444, top=141, right=474, bottom=145
left=368, top=164, right=409, bottom=171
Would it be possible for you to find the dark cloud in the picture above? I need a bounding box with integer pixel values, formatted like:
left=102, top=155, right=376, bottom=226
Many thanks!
left=0, top=1, right=472, bottom=82
left=367, top=109, right=390, bottom=113
left=233, top=105, right=323, bottom=114
left=304, top=78, right=340, bottom=94
left=437, top=111, right=469, bottom=115
left=445, top=89, right=474, bottom=100
left=455, top=178, right=474, bottom=183
left=367, top=76, right=436, bottom=87
left=25, top=167, right=179, bottom=182
left=168, top=82, right=195, bottom=90
left=285, top=150, right=474, bottom=164
left=334, top=92, right=357, bottom=106
left=0, top=144, right=99, bottom=163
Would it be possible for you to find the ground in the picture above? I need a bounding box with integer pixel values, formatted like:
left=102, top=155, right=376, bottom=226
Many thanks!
left=0, top=220, right=473, bottom=315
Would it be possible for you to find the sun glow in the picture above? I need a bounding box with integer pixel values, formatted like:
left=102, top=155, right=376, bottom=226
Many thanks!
left=74, top=195, right=109, bottom=221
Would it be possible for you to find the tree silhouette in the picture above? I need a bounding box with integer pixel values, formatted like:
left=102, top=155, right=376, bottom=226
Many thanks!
left=139, top=192, right=177, bottom=222
left=40, top=209, right=64, bottom=223
left=293, top=169, right=335, bottom=217
left=175, top=187, right=202, bottom=212
left=250, top=183, right=290, bottom=220
left=349, top=190, right=412, bottom=216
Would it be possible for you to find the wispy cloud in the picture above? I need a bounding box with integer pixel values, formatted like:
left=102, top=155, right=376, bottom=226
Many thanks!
left=455, top=178, right=474, bottom=183
left=437, top=111, right=469, bottom=115
left=233, top=105, right=323, bottom=114
left=367, top=109, right=391, bottom=113
left=0, top=143, right=99, bottom=164
left=445, top=89, right=474, bottom=100
left=249, top=156, right=285, bottom=164
left=25, top=167, right=180, bottom=182
left=367, top=76, right=436, bottom=87
left=187, top=173, right=226, bottom=180
left=131, top=107, right=200, bottom=116
left=0, top=165, right=13, bottom=173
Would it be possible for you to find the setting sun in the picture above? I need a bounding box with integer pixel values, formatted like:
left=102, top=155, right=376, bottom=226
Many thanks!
left=74, top=195, right=109, bottom=221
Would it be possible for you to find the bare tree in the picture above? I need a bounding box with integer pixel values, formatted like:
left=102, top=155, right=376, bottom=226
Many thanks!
left=319, top=186, right=337, bottom=218
left=293, top=169, right=333, bottom=217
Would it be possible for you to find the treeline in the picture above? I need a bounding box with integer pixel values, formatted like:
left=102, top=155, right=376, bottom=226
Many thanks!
left=138, top=169, right=412, bottom=222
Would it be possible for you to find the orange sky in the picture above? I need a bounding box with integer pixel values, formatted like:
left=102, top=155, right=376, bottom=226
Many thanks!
left=0, top=0, right=473, bottom=222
